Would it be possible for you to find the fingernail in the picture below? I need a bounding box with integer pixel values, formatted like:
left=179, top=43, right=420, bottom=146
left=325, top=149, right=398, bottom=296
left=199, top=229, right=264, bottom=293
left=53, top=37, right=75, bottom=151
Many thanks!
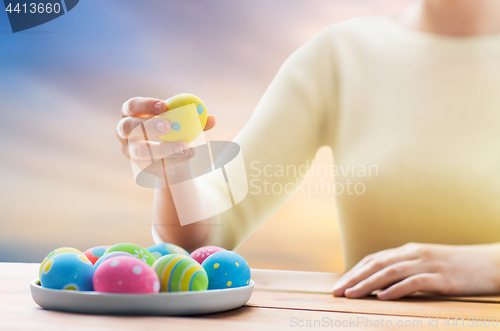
left=332, top=282, right=343, bottom=291
left=345, top=288, right=356, bottom=297
left=156, top=121, right=166, bottom=133
left=175, top=146, right=184, bottom=155
left=378, top=291, right=388, bottom=299
left=154, top=101, right=165, bottom=113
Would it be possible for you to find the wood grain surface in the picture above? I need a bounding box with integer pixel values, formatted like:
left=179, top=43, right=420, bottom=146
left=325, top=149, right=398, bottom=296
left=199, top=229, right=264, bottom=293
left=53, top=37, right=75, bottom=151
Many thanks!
left=247, top=290, right=499, bottom=320
left=1, top=263, right=498, bottom=331
left=252, top=269, right=500, bottom=303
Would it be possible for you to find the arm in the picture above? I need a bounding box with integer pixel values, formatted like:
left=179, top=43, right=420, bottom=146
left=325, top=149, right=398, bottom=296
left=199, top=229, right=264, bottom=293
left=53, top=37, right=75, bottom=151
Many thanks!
left=115, top=97, right=216, bottom=251
left=153, top=28, right=338, bottom=251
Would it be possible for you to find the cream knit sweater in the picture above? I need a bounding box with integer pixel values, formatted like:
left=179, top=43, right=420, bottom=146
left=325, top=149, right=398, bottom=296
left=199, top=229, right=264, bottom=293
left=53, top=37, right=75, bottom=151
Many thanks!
left=155, top=16, right=500, bottom=270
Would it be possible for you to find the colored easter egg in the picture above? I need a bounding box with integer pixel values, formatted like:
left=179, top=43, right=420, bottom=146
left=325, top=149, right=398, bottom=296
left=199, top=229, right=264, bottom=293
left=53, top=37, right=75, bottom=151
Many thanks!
left=152, top=254, right=208, bottom=292
left=201, top=251, right=251, bottom=290
left=156, top=93, right=208, bottom=144
left=83, top=245, right=110, bottom=264
left=94, top=251, right=134, bottom=270
left=190, top=246, right=226, bottom=264
left=147, top=243, right=189, bottom=260
left=39, top=247, right=84, bottom=278
left=104, top=243, right=156, bottom=266
left=93, top=256, right=160, bottom=294
left=40, top=252, right=94, bottom=291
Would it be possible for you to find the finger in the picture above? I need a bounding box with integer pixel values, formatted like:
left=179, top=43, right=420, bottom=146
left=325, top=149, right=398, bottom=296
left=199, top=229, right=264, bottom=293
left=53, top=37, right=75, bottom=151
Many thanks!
left=377, top=273, right=442, bottom=300
left=142, top=117, right=171, bottom=140
left=148, top=140, right=192, bottom=160
left=121, top=97, right=167, bottom=118
left=332, top=253, right=386, bottom=297
left=333, top=250, right=389, bottom=287
left=204, top=115, right=216, bottom=131
left=128, top=140, right=191, bottom=161
left=116, top=128, right=128, bottom=147
left=344, top=260, right=423, bottom=299
left=133, top=150, right=196, bottom=177
left=332, top=250, right=418, bottom=297
left=117, top=117, right=171, bottom=139
left=162, top=148, right=196, bottom=167
left=334, top=254, right=376, bottom=286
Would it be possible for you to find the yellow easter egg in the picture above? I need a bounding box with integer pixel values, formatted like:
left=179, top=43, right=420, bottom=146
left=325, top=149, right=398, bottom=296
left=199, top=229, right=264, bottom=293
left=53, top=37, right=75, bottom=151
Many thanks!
left=156, top=93, right=207, bottom=144
left=39, top=247, right=84, bottom=278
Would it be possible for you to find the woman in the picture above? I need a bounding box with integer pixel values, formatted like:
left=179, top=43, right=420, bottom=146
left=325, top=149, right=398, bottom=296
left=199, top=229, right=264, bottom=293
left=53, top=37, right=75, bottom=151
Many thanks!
left=116, top=0, right=500, bottom=300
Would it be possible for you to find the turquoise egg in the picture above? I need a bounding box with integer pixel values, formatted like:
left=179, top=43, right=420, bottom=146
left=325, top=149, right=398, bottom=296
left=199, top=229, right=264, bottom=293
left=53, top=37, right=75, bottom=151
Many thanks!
left=147, top=243, right=189, bottom=260
left=201, top=251, right=251, bottom=290
left=40, top=252, right=94, bottom=291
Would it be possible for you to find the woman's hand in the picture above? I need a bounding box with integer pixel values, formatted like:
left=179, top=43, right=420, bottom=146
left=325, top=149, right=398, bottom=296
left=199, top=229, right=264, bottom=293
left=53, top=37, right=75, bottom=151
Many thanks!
left=332, top=242, right=500, bottom=300
left=115, top=97, right=216, bottom=177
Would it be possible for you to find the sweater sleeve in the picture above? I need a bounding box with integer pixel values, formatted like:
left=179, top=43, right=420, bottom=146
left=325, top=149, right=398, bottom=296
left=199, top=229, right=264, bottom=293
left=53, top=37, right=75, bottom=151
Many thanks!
left=203, top=28, right=339, bottom=250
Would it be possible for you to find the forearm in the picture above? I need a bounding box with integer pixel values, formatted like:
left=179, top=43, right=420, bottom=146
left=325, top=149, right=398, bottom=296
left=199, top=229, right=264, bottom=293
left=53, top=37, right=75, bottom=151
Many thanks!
left=473, top=242, right=500, bottom=289
left=153, top=185, right=210, bottom=252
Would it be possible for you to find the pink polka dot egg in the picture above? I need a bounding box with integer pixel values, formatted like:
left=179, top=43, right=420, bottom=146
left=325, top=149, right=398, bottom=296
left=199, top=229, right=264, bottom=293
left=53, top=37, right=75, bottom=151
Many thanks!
left=93, top=256, right=160, bottom=294
left=93, top=251, right=134, bottom=270
left=190, top=246, right=226, bottom=264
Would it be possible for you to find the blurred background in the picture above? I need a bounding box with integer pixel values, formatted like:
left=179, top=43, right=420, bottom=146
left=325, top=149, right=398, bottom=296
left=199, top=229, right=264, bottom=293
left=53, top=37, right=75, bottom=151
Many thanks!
left=0, top=0, right=413, bottom=272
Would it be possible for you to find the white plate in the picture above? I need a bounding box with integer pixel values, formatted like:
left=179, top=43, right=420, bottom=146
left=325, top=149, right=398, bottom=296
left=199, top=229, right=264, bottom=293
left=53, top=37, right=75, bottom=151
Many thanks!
left=30, top=279, right=254, bottom=316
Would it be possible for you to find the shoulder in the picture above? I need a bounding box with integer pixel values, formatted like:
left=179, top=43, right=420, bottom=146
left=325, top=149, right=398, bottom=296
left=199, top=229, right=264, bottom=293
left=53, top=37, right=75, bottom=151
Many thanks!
left=278, top=16, right=391, bottom=78
left=285, top=16, right=387, bottom=66
left=291, top=16, right=389, bottom=56
left=326, top=15, right=388, bottom=31
left=317, top=16, right=391, bottom=46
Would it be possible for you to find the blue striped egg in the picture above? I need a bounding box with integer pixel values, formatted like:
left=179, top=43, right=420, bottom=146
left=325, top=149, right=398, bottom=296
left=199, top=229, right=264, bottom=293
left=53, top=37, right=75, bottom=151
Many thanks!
left=152, top=254, right=208, bottom=292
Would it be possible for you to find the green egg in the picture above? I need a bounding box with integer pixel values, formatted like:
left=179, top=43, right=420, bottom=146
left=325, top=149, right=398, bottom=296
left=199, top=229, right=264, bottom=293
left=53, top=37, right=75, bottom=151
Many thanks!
left=104, top=243, right=156, bottom=266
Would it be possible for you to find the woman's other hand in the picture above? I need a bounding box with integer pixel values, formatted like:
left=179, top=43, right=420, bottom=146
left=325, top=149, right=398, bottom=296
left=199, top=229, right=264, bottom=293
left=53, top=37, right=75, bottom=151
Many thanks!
left=332, top=242, right=500, bottom=300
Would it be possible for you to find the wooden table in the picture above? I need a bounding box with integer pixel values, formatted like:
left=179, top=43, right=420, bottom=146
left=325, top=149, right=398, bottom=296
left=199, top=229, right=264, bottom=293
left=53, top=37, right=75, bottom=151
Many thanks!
left=1, top=263, right=499, bottom=330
